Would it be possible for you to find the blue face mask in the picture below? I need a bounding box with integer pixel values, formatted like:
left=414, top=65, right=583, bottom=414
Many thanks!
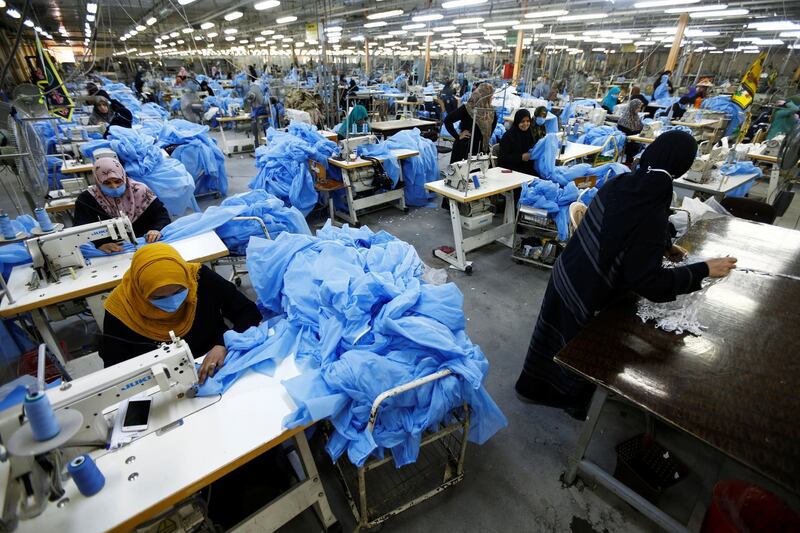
left=149, top=288, right=188, bottom=313
left=100, top=182, right=126, bottom=198
left=535, top=117, right=546, bottom=126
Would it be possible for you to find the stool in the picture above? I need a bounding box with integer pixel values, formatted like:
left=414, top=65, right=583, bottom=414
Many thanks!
left=315, top=178, right=346, bottom=227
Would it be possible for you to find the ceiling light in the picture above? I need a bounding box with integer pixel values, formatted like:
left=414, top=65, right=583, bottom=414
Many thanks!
left=273, top=33, right=284, bottom=38
left=134, top=24, right=145, bottom=31
left=224, top=28, right=238, bottom=34
left=483, top=20, right=518, bottom=27
left=160, top=34, right=170, bottom=39
left=23, top=19, right=33, bottom=27
left=194, top=35, right=203, bottom=40
left=634, top=0, right=698, bottom=7
left=225, top=11, right=243, bottom=21
left=780, top=31, right=800, bottom=38
left=276, top=15, right=297, bottom=23
left=351, top=35, right=365, bottom=41
left=182, top=27, right=194, bottom=33
left=367, top=9, right=403, bottom=20
left=557, top=13, right=608, bottom=22
left=254, top=0, right=280, bottom=9
left=225, top=36, right=236, bottom=41
left=131, top=29, right=140, bottom=35
left=513, top=23, right=543, bottom=30
left=442, top=0, right=487, bottom=8
left=413, top=14, right=443, bottom=22
left=7, top=8, right=20, bottom=18
left=176, top=39, right=184, bottom=44
left=433, top=25, right=457, bottom=32
left=207, top=32, right=218, bottom=37
left=403, top=23, right=426, bottom=30
left=239, top=39, right=248, bottom=43
left=325, top=26, right=342, bottom=33
left=485, top=29, right=507, bottom=35
left=86, top=2, right=97, bottom=13
left=414, top=31, right=434, bottom=36
left=364, top=21, right=387, bottom=28
left=282, top=37, right=293, bottom=42
left=441, top=32, right=461, bottom=37
left=461, top=28, right=484, bottom=34
left=452, top=17, right=484, bottom=25
left=754, top=39, right=784, bottom=46
left=255, top=36, right=265, bottom=41
left=85, top=14, right=96, bottom=22
left=170, top=31, right=179, bottom=37
left=664, top=4, right=727, bottom=13
left=690, top=9, right=748, bottom=18
left=748, top=21, right=800, bottom=31
left=388, top=30, right=407, bottom=35
left=177, top=0, right=196, bottom=4
left=524, top=10, right=568, bottom=19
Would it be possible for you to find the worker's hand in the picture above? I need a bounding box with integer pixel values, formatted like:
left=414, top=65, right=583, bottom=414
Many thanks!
left=98, top=242, right=123, bottom=254
left=199, top=345, right=227, bottom=385
left=145, top=230, right=162, bottom=243
left=459, top=130, right=471, bottom=140
left=665, top=244, right=687, bottom=262
left=522, top=152, right=531, bottom=162
left=705, top=257, right=737, bottom=278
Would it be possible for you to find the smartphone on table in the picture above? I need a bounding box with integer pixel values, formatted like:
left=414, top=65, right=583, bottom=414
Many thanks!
left=121, top=398, right=152, bottom=432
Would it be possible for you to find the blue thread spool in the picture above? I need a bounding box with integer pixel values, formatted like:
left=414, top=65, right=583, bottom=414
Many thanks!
left=34, top=208, right=54, bottom=233
left=68, top=455, right=105, bottom=497
left=24, top=391, right=61, bottom=441
left=0, top=213, right=16, bottom=240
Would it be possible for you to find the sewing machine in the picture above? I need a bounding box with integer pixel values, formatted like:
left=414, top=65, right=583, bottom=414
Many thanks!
left=685, top=145, right=725, bottom=184
left=227, top=102, right=242, bottom=117
left=761, top=135, right=784, bottom=157
left=25, top=217, right=137, bottom=285
left=339, top=134, right=378, bottom=162
left=444, top=155, right=490, bottom=194
left=641, top=120, right=663, bottom=139
left=0, top=336, right=198, bottom=528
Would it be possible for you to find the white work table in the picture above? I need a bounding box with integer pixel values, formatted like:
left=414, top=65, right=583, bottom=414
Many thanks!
left=426, top=167, right=534, bottom=273
left=327, top=148, right=419, bottom=170
left=0, top=232, right=229, bottom=365
left=673, top=170, right=760, bottom=201
left=14, top=355, right=337, bottom=533
left=671, top=118, right=721, bottom=129
left=556, top=141, right=603, bottom=164
left=61, top=160, right=94, bottom=175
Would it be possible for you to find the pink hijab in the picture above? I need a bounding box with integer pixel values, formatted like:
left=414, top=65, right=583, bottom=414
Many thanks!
left=89, top=157, right=156, bottom=223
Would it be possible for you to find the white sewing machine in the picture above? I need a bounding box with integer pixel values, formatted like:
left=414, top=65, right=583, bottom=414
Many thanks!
left=25, top=217, right=137, bottom=284
left=761, top=135, right=785, bottom=157
left=685, top=145, right=725, bottom=184
left=227, top=102, right=242, bottom=117
left=0, top=336, right=198, bottom=527
left=642, top=120, right=663, bottom=139
left=339, top=134, right=378, bottom=162
left=443, top=155, right=490, bottom=193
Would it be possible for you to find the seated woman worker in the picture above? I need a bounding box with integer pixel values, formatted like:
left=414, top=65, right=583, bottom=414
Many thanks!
left=99, top=243, right=262, bottom=384
left=74, top=157, right=170, bottom=254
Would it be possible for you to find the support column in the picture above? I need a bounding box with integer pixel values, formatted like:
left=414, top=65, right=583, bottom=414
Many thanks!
left=364, top=38, right=370, bottom=73
left=512, top=29, right=524, bottom=83
left=424, top=35, right=431, bottom=84
left=665, top=13, right=689, bottom=72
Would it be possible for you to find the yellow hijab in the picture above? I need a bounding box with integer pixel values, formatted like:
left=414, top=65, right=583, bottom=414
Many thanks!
left=104, top=243, right=201, bottom=341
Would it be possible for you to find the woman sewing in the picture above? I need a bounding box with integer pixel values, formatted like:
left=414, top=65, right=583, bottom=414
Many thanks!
left=616, top=99, right=644, bottom=164
left=74, top=157, right=170, bottom=254
left=99, top=243, right=262, bottom=383
left=443, top=82, right=497, bottom=163
left=337, top=105, right=371, bottom=139
left=514, top=131, right=737, bottom=419
left=601, top=86, right=621, bottom=113
left=88, top=97, right=114, bottom=126
left=498, top=108, right=547, bottom=175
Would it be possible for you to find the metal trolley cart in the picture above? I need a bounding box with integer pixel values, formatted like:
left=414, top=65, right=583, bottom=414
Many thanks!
left=331, top=369, right=471, bottom=531
left=211, top=216, right=271, bottom=286
left=511, top=205, right=565, bottom=269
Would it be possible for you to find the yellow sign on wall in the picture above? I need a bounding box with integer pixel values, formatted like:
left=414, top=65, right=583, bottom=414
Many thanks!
left=305, top=23, right=318, bottom=43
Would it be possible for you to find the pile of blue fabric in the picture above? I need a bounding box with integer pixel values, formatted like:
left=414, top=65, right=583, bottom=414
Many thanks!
left=0, top=215, right=37, bottom=280
left=196, top=223, right=507, bottom=468
left=519, top=180, right=579, bottom=240
left=577, top=124, right=626, bottom=156
left=140, top=103, right=170, bottom=121
left=549, top=162, right=629, bottom=188
left=701, top=96, right=745, bottom=137
left=720, top=161, right=762, bottom=198
left=384, top=128, right=439, bottom=206
left=249, top=123, right=339, bottom=215
left=81, top=126, right=199, bottom=216
left=140, top=119, right=228, bottom=197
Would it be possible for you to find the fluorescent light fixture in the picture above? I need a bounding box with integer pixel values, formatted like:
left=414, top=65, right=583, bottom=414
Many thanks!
left=780, top=31, right=800, bottom=38
left=754, top=39, right=783, bottom=45
left=325, top=26, right=342, bottom=32
left=254, top=0, right=280, bottom=9
left=665, top=4, right=727, bottom=13
left=146, top=17, right=157, bottom=25
left=131, top=29, right=139, bottom=35
left=261, top=29, right=274, bottom=35
left=485, top=29, right=507, bottom=34
left=414, top=31, right=434, bottom=36
left=177, top=0, right=196, bottom=5
left=558, top=13, right=608, bottom=22
left=748, top=21, right=800, bottom=31
left=351, top=35, right=365, bottom=41
left=135, top=24, right=146, bottom=31
left=182, top=27, right=194, bottom=33
left=433, top=25, right=457, bottom=32
left=441, top=32, right=461, bottom=37
left=403, top=23, right=426, bottom=30
left=276, top=15, right=297, bottom=23
left=453, top=17, right=484, bottom=25
left=170, top=31, right=179, bottom=37
left=161, top=34, right=170, bottom=39
left=634, top=40, right=656, bottom=45
left=273, top=33, right=284, bottom=38
left=23, top=19, right=33, bottom=27
left=223, top=28, right=238, bottom=34
left=442, top=0, right=487, bottom=8
left=176, top=39, right=184, bottom=44
left=364, top=21, right=387, bottom=28
left=592, top=47, right=606, bottom=52
left=194, top=35, right=203, bottom=40
left=86, top=14, right=95, bottom=22
left=524, top=10, right=568, bottom=19
left=87, top=2, right=97, bottom=13
left=367, top=9, right=403, bottom=20
left=225, top=36, right=236, bottom=41
left=207, top=32, right=218, bottom=37
left=483, top=20, right=518, bottom=27
left=282, top=37, right=293, bottom=41
left=200, top=22, right=214, bottom=29
left=461, top=28, right=485, bottom=33
left=710, top=50, right=723, bottom=53
left=634, top=0, right=698, bottom=8
left=690, top=9, right=748, bottom=18
left=225, top=11, right=243, bottom=21
left=239, top=39, right=248, bottom=43
left=685, top=29, right=719, bottom=36
left=513, top=23, right=543, bottom=30
left=412, top=14, right=443, bottom=22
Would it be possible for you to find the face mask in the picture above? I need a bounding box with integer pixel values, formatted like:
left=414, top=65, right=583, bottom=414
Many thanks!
left=647, top=166, right=673, bottom=179
left=149, top=288, right=188, bottom=313
left=100, top=182, right=126, bottom=198
left=535, top=117, right=546, bottom=126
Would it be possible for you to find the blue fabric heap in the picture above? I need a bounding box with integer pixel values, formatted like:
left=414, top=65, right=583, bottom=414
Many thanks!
left=701, top=96, right=745, bottom=137
left=199, top=223, right=507, bottom=468
left=720, top=161, right=763, bottom=198
left=518, top=180, right=579, bottom=240
left=141, top=119, right=228, bottom=196
left=81, top=126, right=199, bottom=216
left=249, top=123, right=339, bottom=215
left=384, top=128, right=439, bottom=207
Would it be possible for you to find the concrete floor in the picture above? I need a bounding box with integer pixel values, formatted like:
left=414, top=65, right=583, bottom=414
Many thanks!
left=3, top=138, right=800, bottom=532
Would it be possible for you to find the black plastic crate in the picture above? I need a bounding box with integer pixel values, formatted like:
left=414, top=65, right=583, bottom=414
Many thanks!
left=614, top=434, right=689, bottom=504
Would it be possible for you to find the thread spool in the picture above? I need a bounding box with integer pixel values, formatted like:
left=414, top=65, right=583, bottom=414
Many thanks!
left=24, top=391, right=61, bottom=441
left=67, top=455, right=105, bottom=497
left=0, top=213, right=16, bottom=240
left=34, top=208, right=54, bottom=233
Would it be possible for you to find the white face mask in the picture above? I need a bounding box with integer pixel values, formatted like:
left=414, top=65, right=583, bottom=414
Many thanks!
left=647, top=166, right=673, bottom=179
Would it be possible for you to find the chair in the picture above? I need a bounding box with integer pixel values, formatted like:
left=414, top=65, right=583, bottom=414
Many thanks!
left=309, top=160, right=345, bottom=226
left=719, top=197, right=777, bottom=224
left=569, top=202, right=588, bottom=234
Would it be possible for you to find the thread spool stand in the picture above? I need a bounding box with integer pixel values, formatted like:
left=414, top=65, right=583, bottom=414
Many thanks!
left=6, top=409, right=83, bottom=457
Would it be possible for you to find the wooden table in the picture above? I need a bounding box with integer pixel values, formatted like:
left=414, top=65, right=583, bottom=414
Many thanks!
left=0, top=232, right=229, bottom=366
left=556, top=141, right=604, bottom=164
left=426, top=167, right=534, bottom=273
left=327, top=148, right=419, bottom=225
left=559, top=217, right=800, bottom=531
left=746, top=151, right=778, bottom=164
left=673, top=170, right=759, bottom=201
left=671, top=118, right=721, bottom=129
left=369, top=118, right=438, bottom=138
left=14, top=356, right=337, bottom=533
left=627, top=134, right=655, bottom=145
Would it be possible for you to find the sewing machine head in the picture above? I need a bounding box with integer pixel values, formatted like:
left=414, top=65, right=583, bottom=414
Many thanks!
left=642, top=120, right=663, bottom=139
left=763, top=135, right=784, bottom=157
left=685, top=155, right=715, bottom=184
left=444, top=155, right=490, bottom=192
left=25, top=217, right=137, bottom=284
left=0, top=336, right=198, bottom=525
left=227, top=102, right=241, bottom=117
left=339, top=134, right=378, bottom=160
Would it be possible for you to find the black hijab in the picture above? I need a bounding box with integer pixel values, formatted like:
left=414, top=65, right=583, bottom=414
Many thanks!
left=506, top=108, right=535, bottom=149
